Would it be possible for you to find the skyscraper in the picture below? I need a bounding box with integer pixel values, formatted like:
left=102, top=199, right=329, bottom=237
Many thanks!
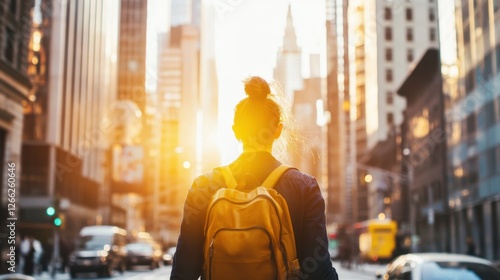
left=443, top=0, right=500, bottom=261
left=0, top=0, right=33, bottom=268
left=324, top=0, right=357, bottom=225
left=274, top=5, right=303, bottom=103
left=117, top=0, right=148, bottom=113
left=155, top=25, right=200, bottom=244
left=351, top=0, right=439, bottom=153
left=171, top=0, right=201, bottom=28
left=20, top=0, right=120, bottom=238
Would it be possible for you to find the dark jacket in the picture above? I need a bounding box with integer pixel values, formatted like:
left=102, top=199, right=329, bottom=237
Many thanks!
left=171, top=152, right=339, bottom=280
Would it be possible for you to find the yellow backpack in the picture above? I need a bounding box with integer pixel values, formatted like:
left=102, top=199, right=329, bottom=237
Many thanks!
left=203, top=165, right=301, bottom=280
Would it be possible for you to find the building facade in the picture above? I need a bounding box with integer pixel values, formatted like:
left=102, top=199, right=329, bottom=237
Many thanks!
left=0, top=0, right=33, bottom=270
left=291, top=70, right=323, bottom=180
left=398, top=49, right=448, bottom=253
left=325, top=0, right=357, bottom=225
left=350, top=0, right=439, bottom=151
left=20, top=0, right=120, bottom=240
left=155, top=25, right=200, bottom=245
left=117, top=0, right=148, bottom=113
left=444, top=0, right=500, bottom=260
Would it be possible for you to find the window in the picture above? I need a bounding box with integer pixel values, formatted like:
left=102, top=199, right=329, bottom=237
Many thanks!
left=386, top=69, right=393, bottom=82
left=387, top=92, right=393, bottom=105
left=407, top=28, right=413, bottom=42
left=462, top=0, right=469, bottom=21
left=4, top=28, right=16, bottom=64
left=466, top=113, right=477, bottom=136
left=430, top=28, right=436, bottom=42
left=385, top=27, right=393, bottom=41
left=429, top=7, right=435, bottom=21
left=464, top=25, right=471, bottom=46
left=386, top=48, right=393, bottom=61
left=482, top=3, right=489, bottom=30
left=487, top=148, right=497, bottom=177
left=406, top=8, right=413, bottom=21
left=465, top=69, right=475, bottom=93
left=484, top=51, right=493, bottom=80
left=9, top=0, right=17, bottom=15
left=385, top=7, right=392, bottom=20
left=387, top=113, right=394, bottom=125
left=497, top=45, right=500, bottom=70
left=407, top=49, right=414, bottom=62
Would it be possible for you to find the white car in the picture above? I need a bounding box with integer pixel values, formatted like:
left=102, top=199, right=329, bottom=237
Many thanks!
left=163, top=246, right=177, bottom=265
left=376, top=253, right=500, bottom=280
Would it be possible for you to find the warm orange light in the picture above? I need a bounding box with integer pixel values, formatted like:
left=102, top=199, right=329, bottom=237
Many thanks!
left=343, top=100, right=350, bottom=112
left=32, top=30, right=41, bottom=52
left=454, top=167, right=463, bottom=177
left=183, top=161, right=191, bottom=169
left=378, top=213, right=386, bottom=220
left=364, top=174, right=373, bottom=183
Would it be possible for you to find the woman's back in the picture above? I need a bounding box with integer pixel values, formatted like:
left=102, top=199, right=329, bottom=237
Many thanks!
left=170, top=77, right=338, bottom=280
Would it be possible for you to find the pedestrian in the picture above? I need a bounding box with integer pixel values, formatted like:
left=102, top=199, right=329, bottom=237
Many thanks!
left=171, top=76, right=339, bottom=280
left=21, top=236, right=36, bottom=275
left=466, top=236, right=476, bottom=256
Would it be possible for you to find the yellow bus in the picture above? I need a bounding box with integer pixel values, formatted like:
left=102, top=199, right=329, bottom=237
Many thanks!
left=354, top=219, right=397, bottom=262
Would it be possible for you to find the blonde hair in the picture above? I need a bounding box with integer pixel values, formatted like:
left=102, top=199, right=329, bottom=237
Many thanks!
left=233, top=76, right=303, bottom=162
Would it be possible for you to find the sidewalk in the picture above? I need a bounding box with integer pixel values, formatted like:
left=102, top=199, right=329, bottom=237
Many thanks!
left=34, top=272, right=70, bottom=280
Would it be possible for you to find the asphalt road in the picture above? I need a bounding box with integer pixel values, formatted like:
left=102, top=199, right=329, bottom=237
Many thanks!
left=33, top=262, right=385, bottom=280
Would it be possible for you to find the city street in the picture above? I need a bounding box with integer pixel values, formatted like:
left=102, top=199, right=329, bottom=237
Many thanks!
left=33, top=262, right=386, bottom=280
left=36, top=265, right=173, bottom=280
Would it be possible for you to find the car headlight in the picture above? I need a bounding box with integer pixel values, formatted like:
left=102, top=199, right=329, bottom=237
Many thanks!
left=98, top=250, right=109, bottom=257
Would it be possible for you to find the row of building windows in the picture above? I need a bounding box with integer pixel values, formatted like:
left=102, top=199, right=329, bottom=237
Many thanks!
left=462, top=0, right=500, bottom=30
left=449, top=145, right=500, bottom=195
left=461, top=96, right=500, bottom=140
left=413, top=180, right=445, bottom=208
left=385, top=48, right=415, bottom=63
left=384, top=27, right=436, bottom=42
left=463, top=45, right=500, bottom=96
left=384, top=6, right=435, bottom=22
left=449, top=155, right=479, bottom=192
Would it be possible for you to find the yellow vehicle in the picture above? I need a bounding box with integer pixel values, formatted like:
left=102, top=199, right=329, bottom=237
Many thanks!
left=355, top=219, right=397, bottom=262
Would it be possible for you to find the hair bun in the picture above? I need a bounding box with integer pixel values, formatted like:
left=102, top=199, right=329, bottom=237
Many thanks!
left=244, top=76, right=271, bottom=100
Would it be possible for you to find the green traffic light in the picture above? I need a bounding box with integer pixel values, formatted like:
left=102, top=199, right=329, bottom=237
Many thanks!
left=46, top=207, right=56, bottom=216
left=54, top=217, right=62, bottom=227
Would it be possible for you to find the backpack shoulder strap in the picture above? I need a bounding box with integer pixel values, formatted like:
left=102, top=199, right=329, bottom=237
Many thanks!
left=261, top=164, right=294, bottom=189
left=218, top=165, right=238, bottom=189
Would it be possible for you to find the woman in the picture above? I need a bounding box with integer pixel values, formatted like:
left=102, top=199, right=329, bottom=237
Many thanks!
left=171, top=76, right=338, bottom=280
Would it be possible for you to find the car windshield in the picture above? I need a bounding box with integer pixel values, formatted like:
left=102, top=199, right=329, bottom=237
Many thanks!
left=126, top=243, right=153, bottom=253
left=76, top=235, right=112, bottom=250
left=422, top=261, right=500, bottom=280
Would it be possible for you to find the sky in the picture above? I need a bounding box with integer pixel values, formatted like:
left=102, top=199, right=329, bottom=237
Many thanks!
left=147, top=0, right=327, bottom=163
left=213, top=0, right=327, bottom=163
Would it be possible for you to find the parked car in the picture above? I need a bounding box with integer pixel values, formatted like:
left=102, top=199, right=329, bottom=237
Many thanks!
left=0, top=274, right=35, bottom=280
left=125, top=241, right=163, bottom=270
left=163, top=246, right=176, bottom=265
left=375, top=253, right=500, bottom=280
left=68, top=226, right=127, bottom=278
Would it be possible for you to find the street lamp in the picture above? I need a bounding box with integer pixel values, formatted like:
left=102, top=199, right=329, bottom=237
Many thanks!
left=364, top=174, right=373, bottom=183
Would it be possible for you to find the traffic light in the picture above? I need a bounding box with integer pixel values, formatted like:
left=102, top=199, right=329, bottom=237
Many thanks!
left=46, top=206, right=55, bottom=216
left=53, top=217, right=62, bottom=227
left=46, top=200, right=63, bottom=228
